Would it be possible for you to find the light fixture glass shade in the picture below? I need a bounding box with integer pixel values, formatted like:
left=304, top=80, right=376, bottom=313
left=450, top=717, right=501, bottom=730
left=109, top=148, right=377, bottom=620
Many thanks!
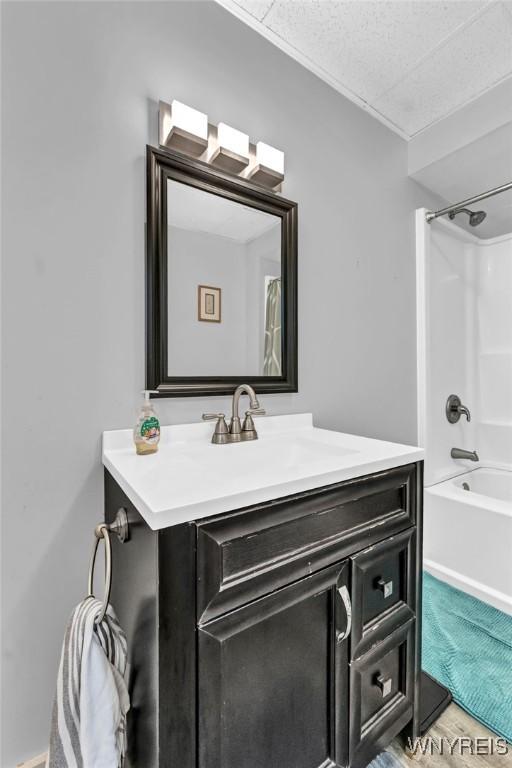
left=210, top=122, right=250, bottom=173
left=161, top=100, right=209, bottom=157
left=217, top=123, right=249, bottom=158
left=256, top=142, right=284, bottom=175
left=248, top=141, right=285, bottom=189
left=171, top=100, right=208, bottom=140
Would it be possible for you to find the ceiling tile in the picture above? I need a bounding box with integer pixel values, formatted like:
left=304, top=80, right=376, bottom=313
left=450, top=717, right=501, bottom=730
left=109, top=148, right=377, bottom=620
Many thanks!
left=232, top=0, right=275, bottom=21
left=260, top=0, right=488, bottom=103
left=373, top=1, right=512, bottom=135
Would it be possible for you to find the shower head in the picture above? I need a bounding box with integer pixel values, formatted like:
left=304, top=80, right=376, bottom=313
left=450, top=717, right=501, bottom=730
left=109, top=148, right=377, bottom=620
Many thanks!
left=448, top=207, right=487, bottom=227
left=469, top=210, right=487, bottom=226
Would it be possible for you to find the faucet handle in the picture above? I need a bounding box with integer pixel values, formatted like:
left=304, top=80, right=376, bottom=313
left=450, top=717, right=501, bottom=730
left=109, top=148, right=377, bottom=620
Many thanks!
left=202, top=413, right=230, bottom=444
left=241, top=409, right=265, bottom=441
left=446, top=394, right=471, bottom=423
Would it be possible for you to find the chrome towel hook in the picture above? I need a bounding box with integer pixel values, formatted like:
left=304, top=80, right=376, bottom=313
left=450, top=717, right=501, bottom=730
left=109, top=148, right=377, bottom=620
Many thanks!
left=87, top=508, right=129, bottom=623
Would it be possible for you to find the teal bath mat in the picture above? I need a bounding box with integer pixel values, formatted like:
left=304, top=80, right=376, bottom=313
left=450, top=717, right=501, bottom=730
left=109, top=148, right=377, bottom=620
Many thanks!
left=422, top=571, right=512, bottom=742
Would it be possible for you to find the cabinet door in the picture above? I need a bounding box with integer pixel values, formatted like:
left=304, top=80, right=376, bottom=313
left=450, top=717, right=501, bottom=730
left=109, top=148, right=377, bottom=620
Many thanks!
left=198, top=561, right=351, bottom=768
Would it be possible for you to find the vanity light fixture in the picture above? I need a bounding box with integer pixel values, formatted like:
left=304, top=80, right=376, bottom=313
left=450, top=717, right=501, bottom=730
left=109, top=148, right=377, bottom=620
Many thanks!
left=158, top=100, right=286, bottom=191
left=248, top=141, right=285, bottom=190
left=210, top=122, right=250, bottom=174
left=162, top=100, right=208, bottom=157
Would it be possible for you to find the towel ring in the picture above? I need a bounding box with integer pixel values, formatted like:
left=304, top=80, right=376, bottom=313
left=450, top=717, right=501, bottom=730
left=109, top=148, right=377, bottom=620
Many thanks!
left=87, top=524, right=112, bottom=623
left=87, top=508, right=129, bottom=623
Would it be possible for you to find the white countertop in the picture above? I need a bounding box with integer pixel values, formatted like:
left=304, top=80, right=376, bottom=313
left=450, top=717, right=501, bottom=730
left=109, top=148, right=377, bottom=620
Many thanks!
left=102, top=414, right=424, bottom=530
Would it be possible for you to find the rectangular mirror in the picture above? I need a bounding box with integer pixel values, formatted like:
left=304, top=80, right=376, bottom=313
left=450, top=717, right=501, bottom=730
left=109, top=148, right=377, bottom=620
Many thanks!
left=146, top=146, right=297, bottom=397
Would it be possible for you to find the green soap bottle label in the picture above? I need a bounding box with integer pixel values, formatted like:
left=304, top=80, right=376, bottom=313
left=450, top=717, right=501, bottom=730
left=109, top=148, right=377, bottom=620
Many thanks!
left=141, top=416, right=160, bottom=444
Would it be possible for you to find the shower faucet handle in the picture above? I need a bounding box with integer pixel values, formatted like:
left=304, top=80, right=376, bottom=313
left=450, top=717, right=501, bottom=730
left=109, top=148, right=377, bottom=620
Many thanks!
left=446, top=394, right=471, bottom=423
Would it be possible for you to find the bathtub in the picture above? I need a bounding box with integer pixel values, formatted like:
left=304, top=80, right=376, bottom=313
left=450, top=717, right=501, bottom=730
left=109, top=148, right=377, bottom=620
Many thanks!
left=424, top=467, right=512, bottom=616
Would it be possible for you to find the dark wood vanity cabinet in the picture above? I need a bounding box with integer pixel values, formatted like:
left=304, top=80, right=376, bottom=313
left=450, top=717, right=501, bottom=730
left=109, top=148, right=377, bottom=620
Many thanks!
left=198, top=560, right=350, bottom=768
left=105, top=461, right=423, bottom=768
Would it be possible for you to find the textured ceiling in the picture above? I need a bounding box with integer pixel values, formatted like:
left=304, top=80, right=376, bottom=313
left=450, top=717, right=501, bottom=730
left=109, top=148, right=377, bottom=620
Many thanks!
left=168, top=180, right=280, bottom=242
left=218, top=0, right=512, bottom=138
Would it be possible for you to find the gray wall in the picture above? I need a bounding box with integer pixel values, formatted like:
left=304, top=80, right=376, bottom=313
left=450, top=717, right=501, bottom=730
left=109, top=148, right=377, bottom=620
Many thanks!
left=1, top=2, right=441, bottom=764
left=167, top=226, right=251, bottom=376
left=167, top=223, right=281, bottom=376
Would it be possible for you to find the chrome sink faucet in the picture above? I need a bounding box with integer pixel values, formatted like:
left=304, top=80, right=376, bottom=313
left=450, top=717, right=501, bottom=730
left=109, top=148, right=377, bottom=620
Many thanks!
left=229, top=384, right=265, bottom=442
left=202, top=384, right=265, bottom=444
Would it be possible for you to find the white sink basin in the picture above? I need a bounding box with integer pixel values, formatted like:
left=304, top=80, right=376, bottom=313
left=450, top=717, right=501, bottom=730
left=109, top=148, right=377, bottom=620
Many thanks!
left=102, top=413, right=423, bottom=530
left=179, top=433, right=358, bottom=474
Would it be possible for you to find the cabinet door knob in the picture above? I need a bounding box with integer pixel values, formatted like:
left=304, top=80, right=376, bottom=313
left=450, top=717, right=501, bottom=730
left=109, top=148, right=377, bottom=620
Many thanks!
left=376, top=578, right=393, bottom=599
left=336, top=585, right=352, bottom=644
left=376, top=674, right=393, bottom=697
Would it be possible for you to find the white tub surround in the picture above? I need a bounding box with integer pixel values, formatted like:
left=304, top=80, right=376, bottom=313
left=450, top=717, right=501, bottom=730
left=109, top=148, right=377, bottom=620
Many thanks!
left=476, top=234, right=512, bottom=467
left=416, top=214, right=512, bottom=484
left=424, top=467, right=512, bottom=616
left=103, top=413, right=423, bottom=530
left=417, top=211, right=512, bottom=614
left=416, top=213, right=479, bottom=485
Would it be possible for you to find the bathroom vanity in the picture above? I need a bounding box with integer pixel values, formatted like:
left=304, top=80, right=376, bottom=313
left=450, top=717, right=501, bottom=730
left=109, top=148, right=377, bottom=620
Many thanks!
left=103, top=414, right=424, bottom=768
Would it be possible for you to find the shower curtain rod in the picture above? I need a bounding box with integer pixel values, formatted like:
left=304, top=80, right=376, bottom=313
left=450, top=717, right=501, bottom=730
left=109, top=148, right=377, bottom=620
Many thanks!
left=425, top=181, right=512, bottom=222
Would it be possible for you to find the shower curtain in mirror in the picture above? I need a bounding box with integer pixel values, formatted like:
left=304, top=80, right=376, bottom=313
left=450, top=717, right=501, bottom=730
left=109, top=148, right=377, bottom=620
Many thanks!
left=263, top=277, right=282, bottom=376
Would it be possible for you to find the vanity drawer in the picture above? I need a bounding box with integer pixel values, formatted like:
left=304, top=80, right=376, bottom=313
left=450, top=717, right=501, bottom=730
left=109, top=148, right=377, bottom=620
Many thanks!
left=196, top=464, right=417, bottom=624
left=350, top=619, right=415, bottom=768
left=350, top=529, right=416, bottom=659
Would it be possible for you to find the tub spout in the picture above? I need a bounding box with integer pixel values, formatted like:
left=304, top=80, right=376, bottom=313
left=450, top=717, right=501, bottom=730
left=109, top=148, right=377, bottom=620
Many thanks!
left=451, top=447, right=479, bottom=462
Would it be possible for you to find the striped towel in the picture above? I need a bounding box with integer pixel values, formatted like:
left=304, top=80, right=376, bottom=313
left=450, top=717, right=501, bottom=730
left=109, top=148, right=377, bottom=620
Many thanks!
left=47, top=598, right=130, bottom=768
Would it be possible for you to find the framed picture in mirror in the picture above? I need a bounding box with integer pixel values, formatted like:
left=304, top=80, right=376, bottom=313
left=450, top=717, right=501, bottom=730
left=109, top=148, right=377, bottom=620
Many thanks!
left=198, top=285, right=221, bottom=323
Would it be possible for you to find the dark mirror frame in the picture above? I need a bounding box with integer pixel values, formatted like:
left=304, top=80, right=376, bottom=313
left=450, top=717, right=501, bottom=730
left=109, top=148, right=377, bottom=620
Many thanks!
left=146, top=145, right=298, bottom=397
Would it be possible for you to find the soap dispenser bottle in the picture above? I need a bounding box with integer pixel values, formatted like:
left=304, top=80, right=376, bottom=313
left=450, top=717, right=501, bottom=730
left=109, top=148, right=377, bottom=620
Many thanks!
left=134, top=390, right=160, bottom=455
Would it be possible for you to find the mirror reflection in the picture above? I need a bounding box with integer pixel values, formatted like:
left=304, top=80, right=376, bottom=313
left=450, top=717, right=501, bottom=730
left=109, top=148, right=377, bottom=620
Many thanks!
left=167, top=179, right=282, bottom=377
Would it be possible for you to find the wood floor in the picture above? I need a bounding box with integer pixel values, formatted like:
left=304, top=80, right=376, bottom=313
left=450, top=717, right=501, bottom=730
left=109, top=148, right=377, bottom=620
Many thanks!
left=20, top=707, right=509, bottom=768
left=390, top=704, right=512, bottom=767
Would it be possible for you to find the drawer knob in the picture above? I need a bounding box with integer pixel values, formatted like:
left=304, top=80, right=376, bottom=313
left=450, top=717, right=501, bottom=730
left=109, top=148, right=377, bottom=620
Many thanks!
left=376, top=578, right=393, bottom=598
left=376, top=674, right=393, bottom=697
